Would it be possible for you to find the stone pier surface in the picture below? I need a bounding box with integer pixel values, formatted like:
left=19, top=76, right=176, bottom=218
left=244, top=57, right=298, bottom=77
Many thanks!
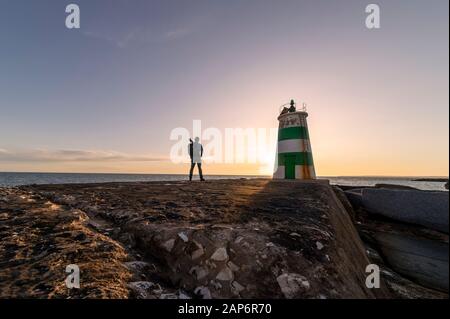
left=1, top=179, right=392, bottom=299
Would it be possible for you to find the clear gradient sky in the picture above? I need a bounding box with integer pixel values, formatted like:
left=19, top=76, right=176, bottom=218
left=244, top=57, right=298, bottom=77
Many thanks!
left=0, top=0, right=448, bottom=176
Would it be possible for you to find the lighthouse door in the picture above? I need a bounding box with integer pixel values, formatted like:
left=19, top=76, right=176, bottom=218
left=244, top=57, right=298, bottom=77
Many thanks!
left=285, top=155, right=296, bottom=179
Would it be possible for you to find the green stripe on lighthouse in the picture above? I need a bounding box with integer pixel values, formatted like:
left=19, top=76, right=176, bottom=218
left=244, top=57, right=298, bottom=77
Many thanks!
left=278, top=127, right=309, bottom=141
left=278, top=152, right=314, bottom=166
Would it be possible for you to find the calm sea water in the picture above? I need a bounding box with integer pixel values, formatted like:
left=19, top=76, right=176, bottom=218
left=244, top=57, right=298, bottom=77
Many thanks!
left=0, top=172, right=448, bottom=191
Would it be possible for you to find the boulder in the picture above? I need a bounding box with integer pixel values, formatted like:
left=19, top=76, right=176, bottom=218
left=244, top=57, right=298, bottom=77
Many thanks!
left=344, top=189, right=364, bottom=209
left=361, top=189, right=449, bottom=234
left=374, top=233, right=449, bottom=292
left=374, top=184, right=418, bottom=190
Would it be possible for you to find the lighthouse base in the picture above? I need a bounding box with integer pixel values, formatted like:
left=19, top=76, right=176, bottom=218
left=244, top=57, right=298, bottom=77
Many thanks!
left=273, top=165, right=316, bottom=180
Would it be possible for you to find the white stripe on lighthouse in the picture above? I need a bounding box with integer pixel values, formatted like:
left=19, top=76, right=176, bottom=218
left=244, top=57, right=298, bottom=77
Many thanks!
left=277, top=139, right=311, bottom=153
left=273, top=166, right=285, bottom=179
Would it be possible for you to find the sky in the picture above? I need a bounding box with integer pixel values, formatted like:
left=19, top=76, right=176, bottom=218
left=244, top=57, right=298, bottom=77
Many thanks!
left=0, top=0, right=448, bottom=176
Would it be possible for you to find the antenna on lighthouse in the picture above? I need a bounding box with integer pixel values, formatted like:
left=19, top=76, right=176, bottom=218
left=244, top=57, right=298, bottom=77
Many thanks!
left=302, top=103, right=307, bottom=112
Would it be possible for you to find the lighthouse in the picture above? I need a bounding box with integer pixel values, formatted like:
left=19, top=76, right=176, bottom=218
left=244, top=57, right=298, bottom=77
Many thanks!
left=273, top=100, right=316, bottom=180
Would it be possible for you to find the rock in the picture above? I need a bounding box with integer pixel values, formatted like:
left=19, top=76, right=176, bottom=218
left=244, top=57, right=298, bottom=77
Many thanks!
left=186, top=240, right=205, bottom=260
left=178, top=291, right=191, bottom=299
left=124, top=261, right=152, bottom=272
left=160, top=293, right=178, bottom=299
left=210, top=280, right=222, bottom=290
left=205, top=259, right=217, bottom=269
left=118, top=233, right=136, bottom=247
left=231, top=281, right=245, bottom=295
left=128, top=281, right=155, bottom=290
left=316, top=242, right=324, bottom=250
left=178, top=232, right=189, bottom=242
left=216, top=266, right=234, bottom=281
left=128, top=281, right=157, bottom=299
left=151, top=283, right=163, bottom=294
left=190, top=266, right=209, bottom=280
left=191, top=247, right=204, bottom=260
left=374, top=232, right=449, bottom=292
left=88, top=220, right=103, bottom=230
left=380, top=267, right=448, bottom=299
left=194, top=286, right=212, bottom=299
left=212, top=224, right=234, bottom=230
left=210, top=247, right=228, bottom=262
left=344, top=189, right=364, bottom=209
left=365, top=247, right=384, bottom=265
left=361, top=189, right=449, bottom=233
left=276, top=273, right=310, bottom=299
left=412, top=178, right=448, bottom=182
left=375, top=184, right=418, bottom=190
left=162, top=239, right=175, bottom=252
left=227, top=261, right=240, bottom=272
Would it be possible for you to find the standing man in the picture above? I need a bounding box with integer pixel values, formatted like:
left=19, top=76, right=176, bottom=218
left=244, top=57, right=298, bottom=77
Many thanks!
left=189, top=137, right=205, bottom=181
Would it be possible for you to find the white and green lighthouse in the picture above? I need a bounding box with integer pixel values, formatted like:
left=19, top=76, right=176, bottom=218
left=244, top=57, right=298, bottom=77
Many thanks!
left=273, top=100, right=316, bottom=180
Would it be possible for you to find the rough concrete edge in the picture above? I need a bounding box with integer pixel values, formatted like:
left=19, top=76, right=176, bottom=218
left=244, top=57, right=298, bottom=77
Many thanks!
left=326, top=184, right=393, bottom=299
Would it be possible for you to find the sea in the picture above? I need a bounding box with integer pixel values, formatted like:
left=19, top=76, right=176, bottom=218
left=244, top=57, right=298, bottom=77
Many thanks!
left=0, top=172, right=448, bottom=191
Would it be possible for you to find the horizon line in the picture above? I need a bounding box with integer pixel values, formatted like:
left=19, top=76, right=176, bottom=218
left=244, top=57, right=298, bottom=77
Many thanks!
left=0, top=171, right=448, bottom=179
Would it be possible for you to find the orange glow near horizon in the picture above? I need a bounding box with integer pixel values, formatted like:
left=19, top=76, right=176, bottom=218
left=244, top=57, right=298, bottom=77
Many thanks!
left=1, top=158, right=448, bottom=177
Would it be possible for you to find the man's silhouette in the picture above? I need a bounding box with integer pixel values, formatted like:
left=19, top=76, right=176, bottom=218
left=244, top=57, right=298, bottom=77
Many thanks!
left=189, top=137, right=205, bottom=181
